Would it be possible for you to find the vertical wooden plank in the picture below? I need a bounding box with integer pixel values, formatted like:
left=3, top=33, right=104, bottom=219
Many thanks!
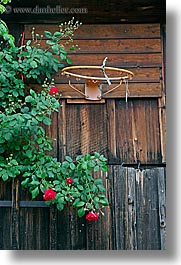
left=11, top=179, right=19, bottom=250
left=112, top=166, right=127, bottom=249
left=69, top=206, right=86, bottom=250
left=87, top=104, right=108, bottom=157
left=56, top=205, right=86, bottom=250
left=157, top=168, right=166, bottom=250
left=58, top=99, right=67, bottom=160
left=48, top=112, right=58, bottom=157
left=107, top=166, right=116, bottom=250
left=65, top=103, right=107, bottom=158
left=64, top=103, right=81, bottom=158
left=158, top=25, right=166, bottom=164
left=135, top=169, right=161, bottom=250
left=80, top=105, right=90, bottom=154
left=86, top=170, right=112, bottom=250
left=19, top=208, right=50, bottom=250
left=158, top=97, right=166, bottom=163
left=106, top=100, right=117, bottom=163
left=158, top=25, right=166, bottom=163
left=115, top=100, right=135, bottom=164
left=126, top=168, right=137, bottom=250
left=0, top=207, right=12, bottom=250
left=56, top=205, right=71, bottom=250
left=0, top=181, right=13, bottom=249
left=49, top=205, right=57, bottom=250
left=108, top=99, right=162, bottom=164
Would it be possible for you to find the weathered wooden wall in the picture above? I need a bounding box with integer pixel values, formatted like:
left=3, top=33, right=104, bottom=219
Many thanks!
left=0, top=167, right=166, bottom=250
left=0, top=23, right=166, bottom=250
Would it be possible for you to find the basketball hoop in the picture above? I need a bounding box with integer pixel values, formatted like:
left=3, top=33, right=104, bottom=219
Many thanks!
left=61, top=58, right=134, bottom=101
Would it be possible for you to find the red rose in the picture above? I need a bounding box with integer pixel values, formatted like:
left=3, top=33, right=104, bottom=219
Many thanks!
left=86, top=212, right=99, bottom=222
left=43, top=188, right=56, bottom=201
left=66, top=177, right=73, bottom=184
left=49, top=86, right=58, bottom=95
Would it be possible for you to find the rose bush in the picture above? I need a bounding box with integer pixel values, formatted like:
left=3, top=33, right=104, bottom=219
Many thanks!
left=0, top=4, right=109, bottom=221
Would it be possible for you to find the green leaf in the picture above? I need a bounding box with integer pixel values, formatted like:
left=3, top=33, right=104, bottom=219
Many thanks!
left=97, top=185, right=106, bottom=192
left=81, top=162, right=87, bottom=170
left=21, top=107, right=30, bottom=113
left=94, top=196, right=99, bottom=203
left=21, top=178, right=30, bottom=187
left=43, top=116, right=51, bottom=126
left=98, top=194, right=106, bottom=198
left=84, top=154, right=91, bottom=161
left=52, top=44, right=59, bottom=54
left=57, top=203, right=64, bottom=211
left=77, top=185, right=84, bottom=191
left=31, top=187, right=39, bottom=199
left=4, top=133, right=11, bottom=141
left=94, top=178, right=103, bottom=185
left=76, top=155, right=83, bottom=161
left=101, top=165, right=108, bottom=172
left=99, top=198, right=109, bottom=206
left=30, top=180, right=40, bottom=186
left=77, top=207, right=85, bottom=218
left=99, top=155, right=107, bottom=162
left=58, top=197, right=64, bottom=204
left=65, top=156, right=72, bottom=163
left=30, top=61, right=38, bottom=68
left=46, top=40, right=55, bottom=45
left=0, top=91, right=4, bottom=97
left=2, top=173, right=9, bottom=181
left=66, top=58, right=72, bottom=65
left=74, top=201, right=85, bottom=208
left=94, top=165, right=99, bottom=172
left=53, top=32, right=62, bottom=37
left=94, top=152, right=100, bottom=159
left=73, top=198, right=80, bottom=206
left=87, top=160, right=96, bottom=168
left=12, top=90, right=19, bottom=97
left=53, top=180, right=60, bottom=185
left=70, top=163, right=75, bottom=170
left=0, top=147, right=4, bottom=153
left=60, top=53, right=67, bottom=61
left=26, top=40, right=31, bottom=46
left=62, top=161, right=69, bottom=168
left=44, top=31, right=52, bottom=38
left=25, top=95, right=33, bottom=103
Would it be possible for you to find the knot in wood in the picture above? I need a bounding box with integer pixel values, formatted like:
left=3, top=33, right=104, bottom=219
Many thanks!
left=128, top=195, right=134, bottom=205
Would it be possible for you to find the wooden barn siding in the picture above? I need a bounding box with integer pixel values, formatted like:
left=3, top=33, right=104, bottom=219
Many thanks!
left=0, top=23, right=166, bottom=250
left=56, top=98, right=162, bottom=165
left=25, top=23, right=162, bottom=98
left=0, top=167, right=166, bottom=250
left=24, top=23, right=164, bottom=165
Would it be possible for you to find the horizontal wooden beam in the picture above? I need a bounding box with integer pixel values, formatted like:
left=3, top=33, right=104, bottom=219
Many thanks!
left=25, top=24, right=161, bottom=39
left=66, top=99, right=105, bottom=104
left=26, top=83, right=162, bottom=98
left=0, top=201, right=48, bottom=207
left=30, top=39, right=162, bottom=54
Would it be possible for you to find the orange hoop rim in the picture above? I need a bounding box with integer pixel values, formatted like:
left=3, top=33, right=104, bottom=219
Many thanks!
left=62, top=65, right=134, bottom=81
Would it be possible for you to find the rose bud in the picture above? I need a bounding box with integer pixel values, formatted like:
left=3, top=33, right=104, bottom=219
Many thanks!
left=66, top=177, right=73, bottom=184
left=43, top=188, right=56, bottom=201
left=85, top=212, right=99, bottom=222
left=49, top=86, right=59, bottom=96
